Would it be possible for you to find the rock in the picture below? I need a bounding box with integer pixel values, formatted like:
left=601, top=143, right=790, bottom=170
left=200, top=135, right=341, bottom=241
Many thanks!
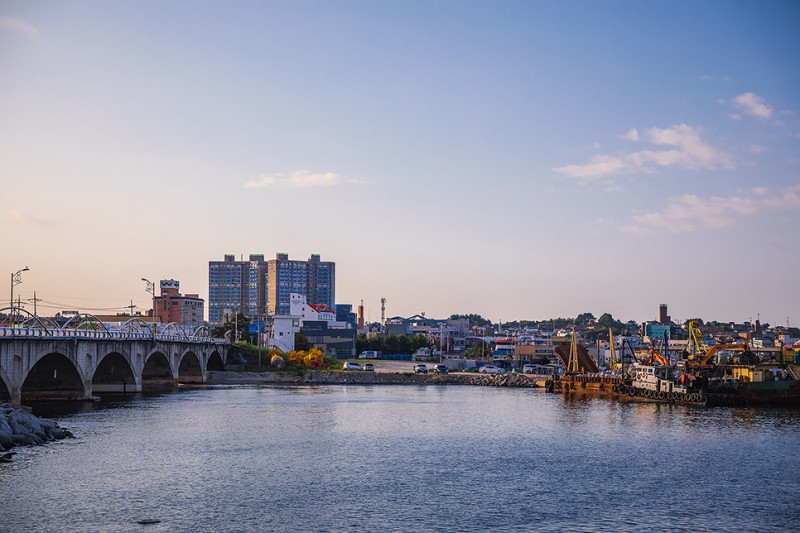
left=0, top=404, right=73, bottom=458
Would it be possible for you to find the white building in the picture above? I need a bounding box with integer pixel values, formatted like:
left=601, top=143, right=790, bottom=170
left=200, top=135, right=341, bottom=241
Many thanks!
left=269, top=315, right=300, bottom=353
left=290, top=293, right=337, bottom=324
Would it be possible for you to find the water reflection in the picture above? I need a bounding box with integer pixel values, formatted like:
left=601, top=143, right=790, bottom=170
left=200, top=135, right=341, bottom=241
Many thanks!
left=3, top=385, right=799, bottom=533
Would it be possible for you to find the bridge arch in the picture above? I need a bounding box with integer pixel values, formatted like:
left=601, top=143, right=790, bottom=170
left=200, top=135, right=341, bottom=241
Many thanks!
left=163, top=323, right=190, bottom=339
left=0, top=307, right=58, bottom=333
left=61, top=313, right=111, bottom=336
left=92, top=352, right=136, bottom=393
left=177, top=350, right=203, bottom=384
left=0, top=367, right=11, bottom=402
left=207, top=351, right=224, bottom=371
left=142, top=351, right=175, bottom=391
left=22, top=352, right=87, bottom=402
left=119, top=317, right=153, bottom=335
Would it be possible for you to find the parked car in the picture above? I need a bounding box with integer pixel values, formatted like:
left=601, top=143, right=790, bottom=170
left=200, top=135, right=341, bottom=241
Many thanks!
left=433, top=364, right=448, bottom=374
left=343, top=361, right=362, bottom=371
left=523, top=364, right=536, bottom=374
left=358, top=350, right=381, bottom=359
left=479, top=365, right=505, bottom=374
left=463, top=366, right=479, bottom=373
left=362, top=363, right=375, bottom=371
left=413, top=364, right=428, bottom=374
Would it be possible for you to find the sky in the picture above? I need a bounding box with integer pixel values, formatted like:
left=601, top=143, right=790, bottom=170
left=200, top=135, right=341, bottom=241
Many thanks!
left=1, top=1, right=799, bottom=327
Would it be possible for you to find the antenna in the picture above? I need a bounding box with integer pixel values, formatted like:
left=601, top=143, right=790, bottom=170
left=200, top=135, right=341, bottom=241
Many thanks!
left=380, top=297, right=386, bottom=326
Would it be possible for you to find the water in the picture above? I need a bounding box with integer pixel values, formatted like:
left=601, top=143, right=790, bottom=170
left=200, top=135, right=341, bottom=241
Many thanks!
left=1, top=385, right=799, bottom=532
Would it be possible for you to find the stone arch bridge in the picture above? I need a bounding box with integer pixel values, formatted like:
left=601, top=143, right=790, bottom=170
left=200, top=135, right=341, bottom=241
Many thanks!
left=0, top=326, right=231, bottom=406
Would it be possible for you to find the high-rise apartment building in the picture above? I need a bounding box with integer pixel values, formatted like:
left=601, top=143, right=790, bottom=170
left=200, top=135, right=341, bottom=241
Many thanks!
left=267, top=253, right=335, bottom=315
left=208, top=254, right=267, bottom=325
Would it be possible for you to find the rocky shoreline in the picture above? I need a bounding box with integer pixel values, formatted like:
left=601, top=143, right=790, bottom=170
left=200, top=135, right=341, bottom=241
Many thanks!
left=208, top=370, right=541, bottom=388
left=0, top=403, right=74, bottom=463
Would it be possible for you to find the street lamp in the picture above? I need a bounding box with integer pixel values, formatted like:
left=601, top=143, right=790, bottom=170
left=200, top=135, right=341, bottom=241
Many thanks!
left=10, top=266, right=29, bottom=327
left=141, top=277, right=157, bottom=339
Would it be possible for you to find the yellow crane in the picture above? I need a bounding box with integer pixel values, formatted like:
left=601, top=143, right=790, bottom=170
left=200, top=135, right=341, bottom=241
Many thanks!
left=608, top=328, right=617, bottom=370
left=566, top=327, right=580, bottom=373
left=687, top=321, right=708, bottom=358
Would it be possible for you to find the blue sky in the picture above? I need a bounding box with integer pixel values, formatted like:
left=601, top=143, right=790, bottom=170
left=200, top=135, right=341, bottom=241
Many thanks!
left=2, top=1, right=798, bottom=326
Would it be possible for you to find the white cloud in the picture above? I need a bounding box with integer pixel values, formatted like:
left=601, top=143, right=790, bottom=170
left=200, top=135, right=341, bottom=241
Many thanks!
left=554, top=124, right=732, bottom=182
left=623, top=184, right=800, bottom=234
left=244, top=170, right=351, bottom=190
left=731, top=92, right=773, bottom=119
left=552, top=155, right=625, bottom=180
left=645, top=124, right=733, bottom=169
left=750, top=144, right=768, bottom=155
left=0, top=16, right=41, bottom=38
left=728, top=113, right=741, bottom=121
left=8, top=209, right=52, bottom=226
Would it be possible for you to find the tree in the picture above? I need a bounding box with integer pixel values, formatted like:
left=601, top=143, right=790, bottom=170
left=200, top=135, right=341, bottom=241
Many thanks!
left=575, top=312, right=596, bottom=326
left=450, top=314, right=493, bottom=329
left=295, top=332, right=312, bottom=352
left=210, top=313, right=251, bottom=340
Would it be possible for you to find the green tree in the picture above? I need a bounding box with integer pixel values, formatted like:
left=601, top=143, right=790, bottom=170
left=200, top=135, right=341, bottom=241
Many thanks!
left=210, top=313, right=252, bottom=341
left=464, top=342, right=489, bottom=359
left=450, top=314, right=493, bottom=329
left=411, top=334, right=432, bottom=352
left=575, top=312, right=596, bottom=326
left=295, top=331, right=312, bottom=352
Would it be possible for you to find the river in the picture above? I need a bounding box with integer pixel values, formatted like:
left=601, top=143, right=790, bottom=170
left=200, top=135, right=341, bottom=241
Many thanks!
left=1, top=385, right=799, bottom=532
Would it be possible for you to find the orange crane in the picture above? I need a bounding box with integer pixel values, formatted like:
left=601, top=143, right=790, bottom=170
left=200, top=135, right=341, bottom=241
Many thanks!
left=684, top=321, right=752, bottom=369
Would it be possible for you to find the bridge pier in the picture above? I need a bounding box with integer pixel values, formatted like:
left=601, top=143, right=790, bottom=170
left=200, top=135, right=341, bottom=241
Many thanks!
left=11, top=387, right=21, bottom=407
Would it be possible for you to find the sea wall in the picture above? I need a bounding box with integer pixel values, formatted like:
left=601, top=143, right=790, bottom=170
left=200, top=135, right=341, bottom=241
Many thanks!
left=207, top=370, right=540, bottom=388
left=0, top=403, right=74, bottom=462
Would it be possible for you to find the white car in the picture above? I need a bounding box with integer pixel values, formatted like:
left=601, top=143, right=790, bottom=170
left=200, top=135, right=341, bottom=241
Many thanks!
left=343, top=362, right=362, bottom=371
left=413, top=364, right=428, bottom=374
left=479, top=365, right=505, bottom=374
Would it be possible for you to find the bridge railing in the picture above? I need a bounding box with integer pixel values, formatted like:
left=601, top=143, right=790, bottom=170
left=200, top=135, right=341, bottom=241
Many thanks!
left=0, top=327, right=228, bottom=344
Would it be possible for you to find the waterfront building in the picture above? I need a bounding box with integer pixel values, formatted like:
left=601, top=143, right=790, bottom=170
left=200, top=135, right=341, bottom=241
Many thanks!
left=208, top=254, right=267, bottom=325
left=269, top=315, right=301, bottom=353
left=153, top=279, right=205, bottom=328
left=266, top=253, right=335, bottom=315
left=302, top=320, right=356, bottom=358
left=289, top=293, right=336, bottom=324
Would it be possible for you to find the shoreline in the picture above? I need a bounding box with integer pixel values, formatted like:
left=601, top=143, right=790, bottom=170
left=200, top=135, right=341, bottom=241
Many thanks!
left=207, top=370, right=541, bottom=388
left=0, top=403, right=74, bottom=462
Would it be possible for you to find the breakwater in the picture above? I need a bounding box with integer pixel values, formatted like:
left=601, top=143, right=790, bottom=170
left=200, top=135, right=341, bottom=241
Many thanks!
left=0, top=403, right=74, bottom=462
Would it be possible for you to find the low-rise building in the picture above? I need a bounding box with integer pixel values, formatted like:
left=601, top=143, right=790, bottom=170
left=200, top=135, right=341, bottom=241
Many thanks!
left=302, top=320, right=356, bottom=358
left=153, top=279, right=205, bottom=328
left=269, top=315, right=301, bottom=353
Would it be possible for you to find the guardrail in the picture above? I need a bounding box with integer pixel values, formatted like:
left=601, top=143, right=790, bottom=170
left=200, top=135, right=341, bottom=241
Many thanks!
left=0, top=327, right=228, bottom=344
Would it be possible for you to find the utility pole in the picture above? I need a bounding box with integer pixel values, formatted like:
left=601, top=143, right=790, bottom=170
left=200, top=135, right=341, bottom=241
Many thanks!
left=28, top=292, right=42, bottom=316
left=126, top=300, right=136, bottom=316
